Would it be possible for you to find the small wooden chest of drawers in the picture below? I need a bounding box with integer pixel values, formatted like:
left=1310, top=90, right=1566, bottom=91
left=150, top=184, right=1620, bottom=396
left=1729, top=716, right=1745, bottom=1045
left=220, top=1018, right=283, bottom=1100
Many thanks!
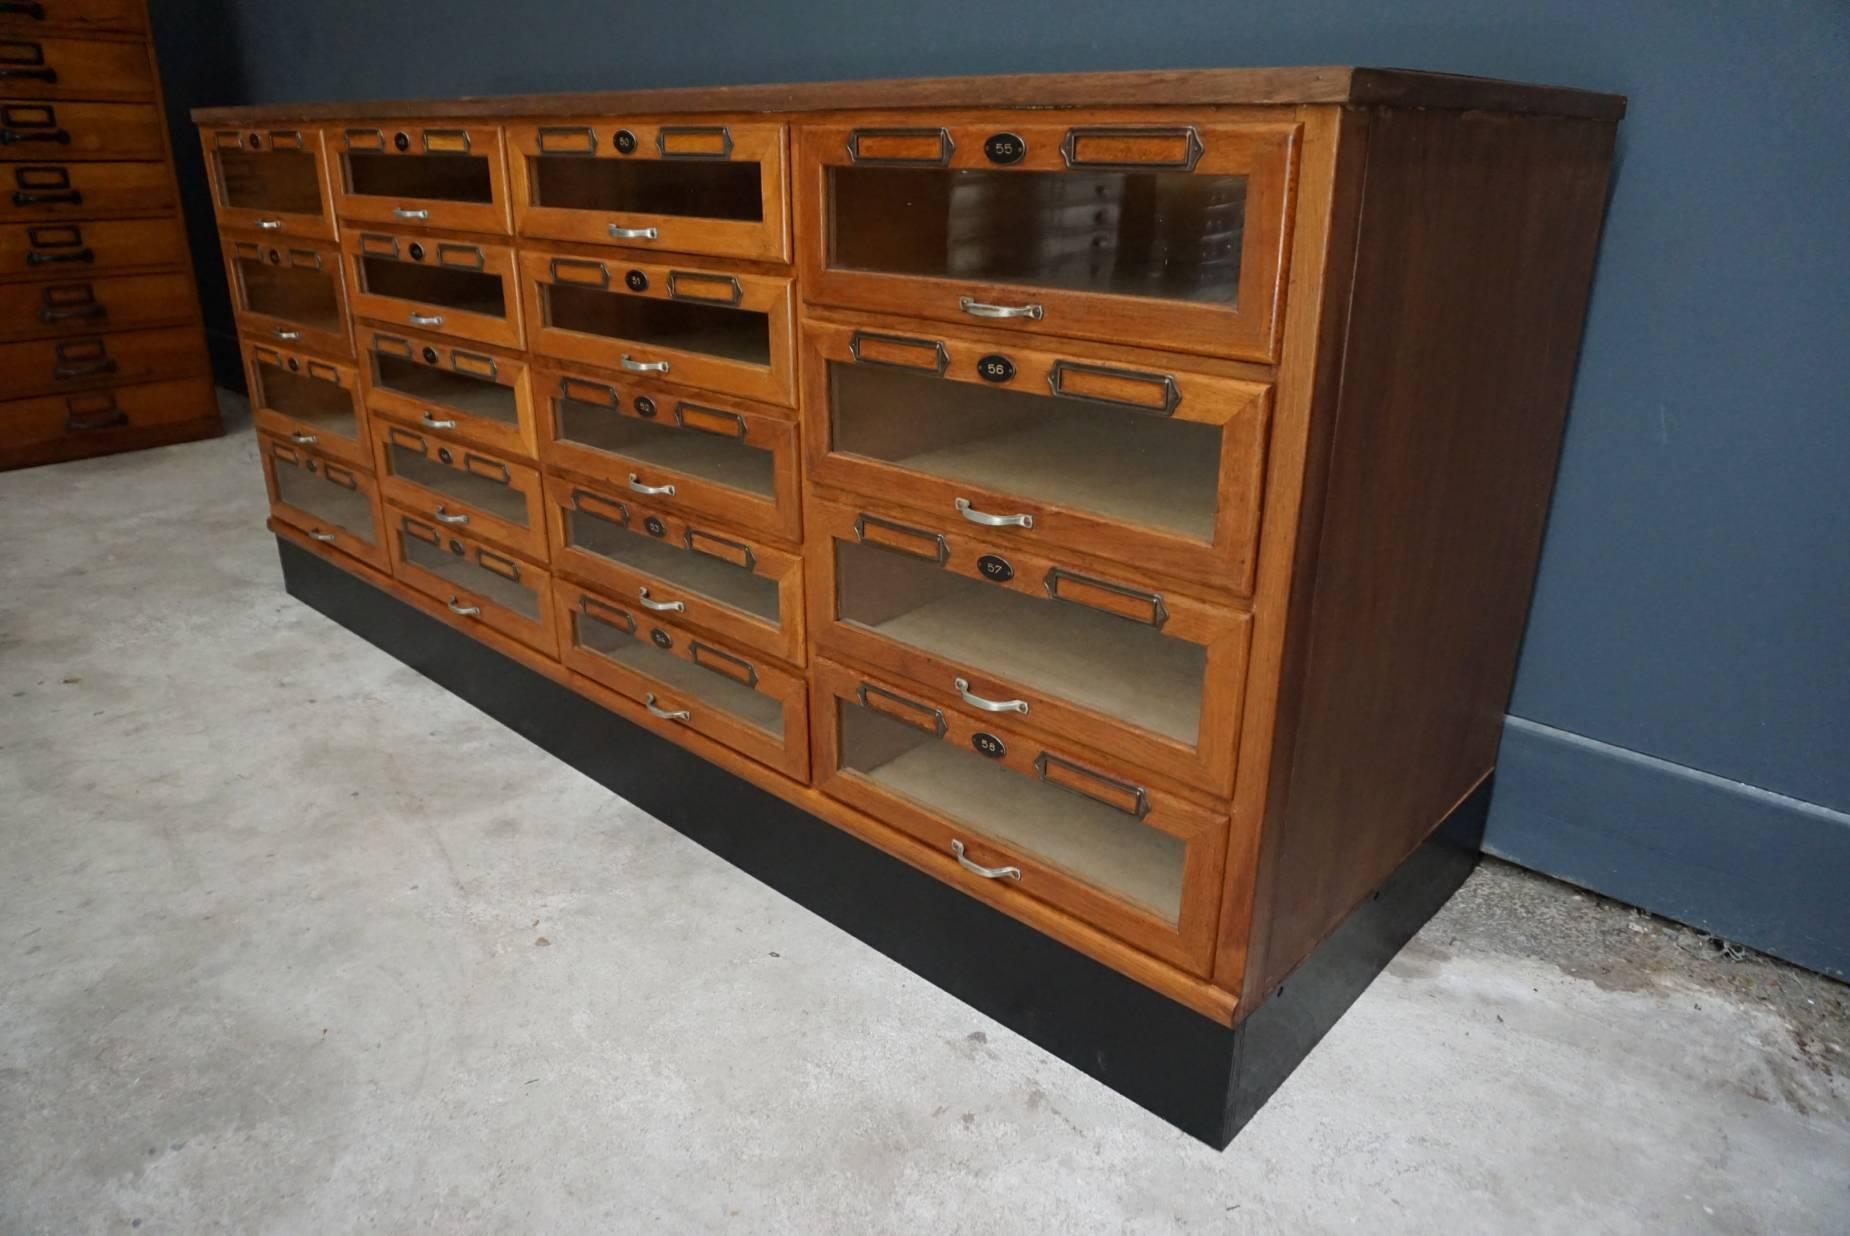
left=0, top=0, right=217, bottom=470
left=195, top=67, right=1623, bottom=1145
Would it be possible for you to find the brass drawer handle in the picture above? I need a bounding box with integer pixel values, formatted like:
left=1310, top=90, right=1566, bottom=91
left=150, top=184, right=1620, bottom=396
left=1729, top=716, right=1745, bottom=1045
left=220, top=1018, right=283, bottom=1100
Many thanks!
left=433, top=505, right=469, bottom=525
left=619, top=354, right=670, bottom=374
left=959, top=296, right=1043, bottom=321
left=951, top=840, right=1020, bottom=882
left=627, top=472, right=675, bottom=496
left=393, top=206, right=430, bottom=220
left=419, top=411, right=456, bottom=430
left=409, top=311, right=445, bottom=327
left=608, top=224, right=658, bottom=240
left=289, top=430, right=318, bottom=445
left=954, top=497, right=1032, bottom=529
left=644, top=692, right=691, bottom=722
left=637, top=586, right=684, bottom=613
left=308, top=529, right=338, bottom=543
left=955, top=677, right=1028, bottom=716
left=255, top=217, right=283, bottom=230
left=446, top=597, right=481, bottom=617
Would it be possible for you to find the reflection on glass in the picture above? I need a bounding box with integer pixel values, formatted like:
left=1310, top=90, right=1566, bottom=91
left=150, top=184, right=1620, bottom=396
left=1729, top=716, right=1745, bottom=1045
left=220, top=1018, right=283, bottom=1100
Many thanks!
left=829, top=167, right=1244, bottom=305
left=530, top=157, right=762, bottom=221
left=236, top=256, right=342, bottom=331
left=542, top=284, right=770, bottom=365
left=371, top=352, right=519, bottom=426
left=273, top=460, right=370, bottom=538
left=255, top=362, right=356, bottom=440
left=360, top=257, right=506, bottom=318
left=344, top=153, right=493, bottom=203
left=838, top=698, right=1184, bottom=922
left=216, top=150, right=323, bottom=215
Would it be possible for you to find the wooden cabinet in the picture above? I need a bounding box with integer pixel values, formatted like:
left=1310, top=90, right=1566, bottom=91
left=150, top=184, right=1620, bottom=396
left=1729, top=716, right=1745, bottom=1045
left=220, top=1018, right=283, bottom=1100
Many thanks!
left=194, top=70, right=1624, bottom=1137
left=0, top=1, right=216, bottom=471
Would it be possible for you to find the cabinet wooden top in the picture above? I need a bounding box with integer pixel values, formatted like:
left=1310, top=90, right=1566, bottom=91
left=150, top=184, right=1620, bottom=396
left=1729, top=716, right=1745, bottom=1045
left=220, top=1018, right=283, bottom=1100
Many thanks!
left=191, top=66, right=1625, bottom=126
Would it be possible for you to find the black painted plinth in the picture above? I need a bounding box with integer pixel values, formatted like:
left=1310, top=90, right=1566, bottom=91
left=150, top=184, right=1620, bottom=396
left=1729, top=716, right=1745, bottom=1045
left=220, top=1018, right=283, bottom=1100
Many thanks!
left=278, top=537, right=1484, bottom=1147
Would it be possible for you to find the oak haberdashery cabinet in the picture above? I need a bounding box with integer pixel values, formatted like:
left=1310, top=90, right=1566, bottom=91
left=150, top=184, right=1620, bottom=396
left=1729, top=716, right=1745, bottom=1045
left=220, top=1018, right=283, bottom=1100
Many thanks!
left=1, top=0, right=219, bottom=469
left=193, top=68, right=1624, bottom=1146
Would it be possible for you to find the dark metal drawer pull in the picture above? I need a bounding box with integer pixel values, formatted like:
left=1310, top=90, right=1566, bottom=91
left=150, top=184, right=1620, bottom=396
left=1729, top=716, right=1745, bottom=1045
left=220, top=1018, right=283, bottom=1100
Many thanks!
left=12, top=189, right=79, bottom=205
left=53, top=356, right=114, bottom=379
left=26, top=246, right=91, bottom=265
left=0, top=4, right=47, bottom=19
left=0, top=68, right=55, bottom=83
left=39, top=300, right=104, bottom=322
left=951, top=840, right=1020, bottom=882
left=855, top=681, right=947, bottom=738
left=0, top=128, right=69, bottom=145
left=64, top=392, right=123, bottom=432
left=643, top=692, right=691, bottom=722
left=1033, top=752, right=1150, bottom=819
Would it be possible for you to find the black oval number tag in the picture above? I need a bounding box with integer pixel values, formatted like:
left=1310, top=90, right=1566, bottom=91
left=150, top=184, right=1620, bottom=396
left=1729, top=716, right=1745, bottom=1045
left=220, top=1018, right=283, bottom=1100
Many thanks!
left=971, top=732, right=1006, bottom=759
left=976, top=353, right=1015, bottom=383
left=976, top=554, right=1014, bottom=583
left=983, top=132, right=1025, bottom=165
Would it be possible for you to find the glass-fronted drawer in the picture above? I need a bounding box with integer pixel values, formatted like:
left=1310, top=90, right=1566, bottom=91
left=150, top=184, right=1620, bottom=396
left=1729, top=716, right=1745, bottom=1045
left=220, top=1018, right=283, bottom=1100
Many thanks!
left=0, top=216, right=188, bottom=281
left=260, top=434, right=387, bottom=572
left=3, top=161, right=174, bottom=223
left=1, top=101, right=164, bottom=161
left=0, top=35, right=153, bottom=101
left=813, top=658, right=1228, bottom=973
left=372, top=421, right=545, bottom=563
left=808, top=497, right=1250, bottom=797
left=554, top=577, right=809, bottom=781
left=222, top=234, right=351, bottom=358
left=536, top=364, right=800, bottom=544
left=508, top=120, right=788, bottom=262
left=357, top=324, right=535, bottom=459
left=245, top=340, right=367, bottom=470
left=201, top=128, right=334, bottom=240
left=521, top=249, right=795, bottom=407
left=797, top=116, right=1296, bottom=363
left=0, top=270, right=192, bottom=338
left=332, top=123, right=511, bottom=234
left=803, top=318, right=1271, bottom=592
left=543, top=474, right=804, bottom=666
left=1, top=325, right=206, bottom=399
left=343, top=229, right=522, bottom=350
left=389, top=510, right=556, bottom=655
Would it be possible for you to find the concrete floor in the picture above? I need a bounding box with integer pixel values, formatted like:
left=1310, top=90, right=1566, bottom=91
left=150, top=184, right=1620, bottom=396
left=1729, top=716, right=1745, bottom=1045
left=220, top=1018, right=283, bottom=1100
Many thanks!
left=2, top=397, right=1847, bottom=1235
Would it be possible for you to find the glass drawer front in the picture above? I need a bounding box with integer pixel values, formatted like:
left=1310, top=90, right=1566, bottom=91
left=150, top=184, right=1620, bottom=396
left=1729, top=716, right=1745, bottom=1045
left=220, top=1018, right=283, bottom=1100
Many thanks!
left=556, top=580, right=809, bottom=780
left=375, top=423, right=544, bottom=560
left=813, top=500, right=1250, bottom=796
left=262, top=436, right=385, bottom=571
left=522, top=252, right=796, bottom=407
left=390, top=514, right=555, bottom=656
left=816, top=659, right=1228, bottom=972
left=248, top=343, right=363, bottom=462
left=359, top=326, right=534, bottom=460
left=272, top=449, right=371, bottom=536
left=205, top=129, right=331, bottom=237
left=385, top=437, right=528, bottom=525
left=400, top=526, right=538, bottom=619
left=225, top=236, right=349, bottom=354
left=807, top=320, right=1270, bottom=589
left=558, top=395, right=774, bottom=498
left=372, top=348, right=518, bottom=427
left=335, top=125, right=510, bottom=233
left=509, top=121, right=788, bottom=262
left=345, top=232, right=521, bottom=349
left=797, top=119, right=1296, bottom=362
left=562, top=494, right=778, bottom=621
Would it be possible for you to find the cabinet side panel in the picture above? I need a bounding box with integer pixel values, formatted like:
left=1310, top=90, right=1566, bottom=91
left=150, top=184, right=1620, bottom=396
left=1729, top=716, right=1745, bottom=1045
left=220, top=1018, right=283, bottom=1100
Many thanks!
left=1253, top=108, right=1617, bottom=993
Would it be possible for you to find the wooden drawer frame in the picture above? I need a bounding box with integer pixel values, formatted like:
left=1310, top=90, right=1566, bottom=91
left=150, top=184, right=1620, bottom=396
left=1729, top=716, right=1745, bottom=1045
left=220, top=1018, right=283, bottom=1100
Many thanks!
left=1, top=1, right=144, bottom=38
left=802, top=317, right=1273, bottom=593
left=542, top=474, right=806, bottom=666
left=0, top=216, right=187, bottom=282
left=553, top=576, right=810, bottom=781
left=387, top=506, right=558, bottom=655
left=0, top=100, right=165, bottom=161
left=331, top=122, right=512, bottom=235
left=222, top=232, right=352, bottom=358
left=812, top=657, right=1229, bottom=973
left=806, top=496, right=1251, bottom=796
left=0, top=34, right=153, bottom=101
left=260, top=433, right=389, bottom=572
left=244, top=338, right=369, bottom=470
left=508, top=118, right=788, bottom=262
left=372, top=419, right=547, bottom=563
left=795, top=114, right=1298, bottom=363
left=343, top=226, right=524, bottom=350
left=0, top=325, right=206, bottom=398
left=355, top=323, right=537, bottom=460
left=1, top=375, right=214, bottom=455
left=3, top=161, right=176, bottom=223
left=0, top=269, right=193, bottom=340
left=536, top=362, right=802, bottom=545
left=519, top=247, right=795, bottom=407
left=202, top=127, right=337, bottom=240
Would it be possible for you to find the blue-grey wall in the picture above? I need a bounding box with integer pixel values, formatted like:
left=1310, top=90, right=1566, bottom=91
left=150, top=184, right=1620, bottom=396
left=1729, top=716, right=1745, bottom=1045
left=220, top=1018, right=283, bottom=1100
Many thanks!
left=153, top=1, right=1850, bottom=975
